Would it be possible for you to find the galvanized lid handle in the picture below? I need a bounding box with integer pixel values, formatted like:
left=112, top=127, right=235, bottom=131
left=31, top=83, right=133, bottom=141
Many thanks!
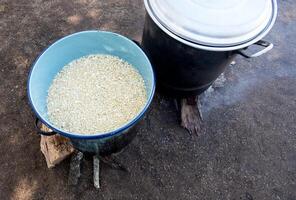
left=237, top=40, right=274, bottom=58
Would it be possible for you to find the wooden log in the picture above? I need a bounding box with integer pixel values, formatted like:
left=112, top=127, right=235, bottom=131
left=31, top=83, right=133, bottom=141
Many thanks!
left=40, top=124, right=74, bottom=168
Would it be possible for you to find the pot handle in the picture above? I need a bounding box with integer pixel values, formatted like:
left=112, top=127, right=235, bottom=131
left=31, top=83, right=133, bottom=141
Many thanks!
left=237, top=40, right=274, bottom=58
left=35, top=118, right=57, bottom=136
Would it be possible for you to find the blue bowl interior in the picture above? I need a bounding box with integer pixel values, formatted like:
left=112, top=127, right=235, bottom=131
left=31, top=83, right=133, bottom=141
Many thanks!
left=28, top=31, right=155, bottom=139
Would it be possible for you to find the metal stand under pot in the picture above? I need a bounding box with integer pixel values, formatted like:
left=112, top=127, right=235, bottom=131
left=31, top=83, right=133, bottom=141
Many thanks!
left=68, top=150, right=129, bottom=189
left=36, top=119, right=138, bottom=189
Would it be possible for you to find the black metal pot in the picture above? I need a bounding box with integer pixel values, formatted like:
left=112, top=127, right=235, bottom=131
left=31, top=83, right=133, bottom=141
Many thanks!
left=142, top=0, right=277, bottom=97
left=29, top=31, right=156, bottom=156
left=142, top=14, right=274, bottom=97
left=36, top=117, right=140, bottom=156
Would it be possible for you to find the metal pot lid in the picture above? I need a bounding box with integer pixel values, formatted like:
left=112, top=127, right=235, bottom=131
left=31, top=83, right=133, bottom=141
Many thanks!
left=145, top=0, right=277, bottom=47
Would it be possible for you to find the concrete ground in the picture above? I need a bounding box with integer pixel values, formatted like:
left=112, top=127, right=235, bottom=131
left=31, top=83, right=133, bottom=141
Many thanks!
left=0, top=0, right=296, bottom=199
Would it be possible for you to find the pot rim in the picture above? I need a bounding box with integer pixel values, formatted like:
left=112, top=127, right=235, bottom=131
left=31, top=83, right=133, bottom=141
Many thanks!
left=144, top=0, right=278, bottom=52
left=27, top=30, right=156, bottom=140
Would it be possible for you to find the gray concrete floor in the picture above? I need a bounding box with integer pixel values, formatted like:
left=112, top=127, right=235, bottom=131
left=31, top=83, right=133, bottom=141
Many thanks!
left=0, top=0, right=295, bottom=199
